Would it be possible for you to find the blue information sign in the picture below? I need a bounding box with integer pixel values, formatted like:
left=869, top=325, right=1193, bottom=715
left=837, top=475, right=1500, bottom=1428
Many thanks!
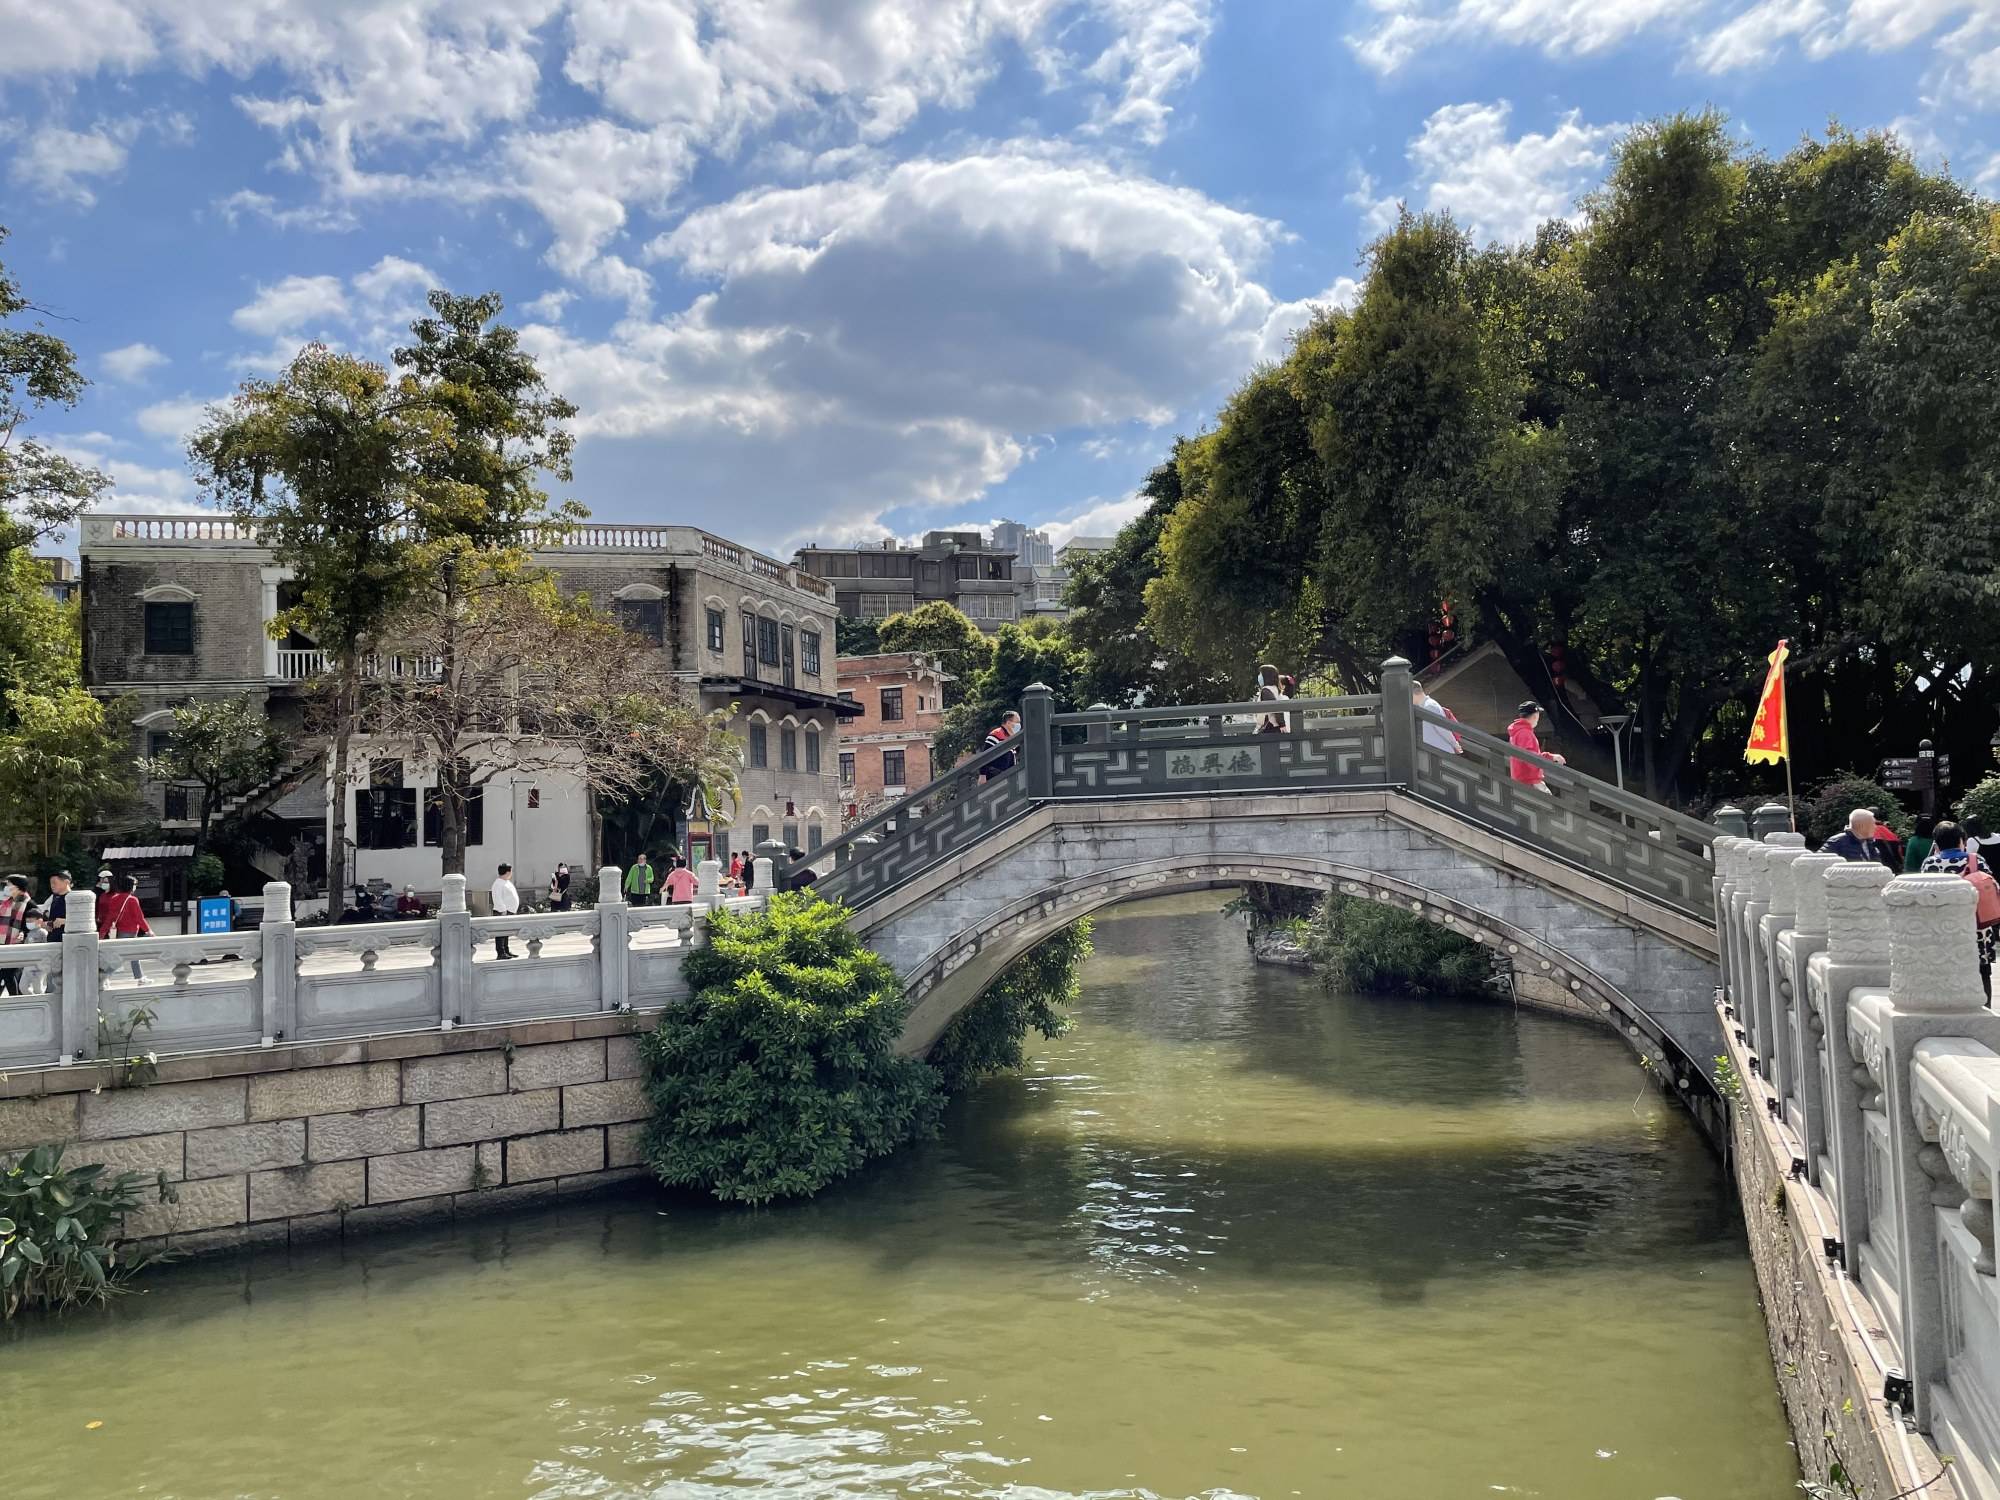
left=198, top=897, right=234, bottom=935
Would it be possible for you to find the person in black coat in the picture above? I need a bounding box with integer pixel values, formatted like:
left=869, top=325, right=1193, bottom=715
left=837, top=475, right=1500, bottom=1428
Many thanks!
left=1821, top=808, right=1881, bottom=863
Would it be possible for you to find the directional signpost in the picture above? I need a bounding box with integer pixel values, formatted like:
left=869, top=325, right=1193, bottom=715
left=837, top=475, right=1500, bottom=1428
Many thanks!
left=1878, top=741, right=1952, bottom=815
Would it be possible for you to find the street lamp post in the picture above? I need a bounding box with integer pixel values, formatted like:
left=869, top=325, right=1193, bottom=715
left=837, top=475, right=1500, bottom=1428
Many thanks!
left=1599, top=712, right=1633, bottom=792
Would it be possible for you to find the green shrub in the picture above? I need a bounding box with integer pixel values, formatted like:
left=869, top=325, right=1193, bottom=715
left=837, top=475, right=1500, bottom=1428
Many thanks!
left=1802, top=771, right=1912, bottom=844
left=928, top=920, right=1093, bottom=1091
left=1, top=1145, right=157, bottom=1320
left=1958, top=774, right=2000, bottom=831
left=187, top=851, right=226, bottom=897
left=1304, top=891, right=1497, bottom=997
left=638, top=893, right=943, bottom=1204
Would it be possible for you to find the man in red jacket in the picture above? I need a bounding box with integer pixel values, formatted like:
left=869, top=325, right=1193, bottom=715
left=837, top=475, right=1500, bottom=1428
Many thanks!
left=1507, top=701, right=1564, bottom=793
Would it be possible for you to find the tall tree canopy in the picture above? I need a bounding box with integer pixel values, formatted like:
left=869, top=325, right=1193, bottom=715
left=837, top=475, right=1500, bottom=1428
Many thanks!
left=1131, top=117, right=1997, bottom=801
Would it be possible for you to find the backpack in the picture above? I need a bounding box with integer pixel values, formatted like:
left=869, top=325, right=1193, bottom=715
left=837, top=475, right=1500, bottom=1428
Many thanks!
left=1967, top=854, right=2000, bottom=928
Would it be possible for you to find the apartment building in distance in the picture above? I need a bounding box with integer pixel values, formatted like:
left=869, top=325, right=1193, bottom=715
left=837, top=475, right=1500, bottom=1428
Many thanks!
left=835, top=651, right=949, bottom=820
left=80, top=516, right=856, bottom=905
left=792, top=530, right=1020, bottom=631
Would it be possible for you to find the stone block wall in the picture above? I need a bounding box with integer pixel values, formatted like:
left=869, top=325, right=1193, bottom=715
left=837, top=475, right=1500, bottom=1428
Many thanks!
left=0, top=1015, right=656, bottom=1258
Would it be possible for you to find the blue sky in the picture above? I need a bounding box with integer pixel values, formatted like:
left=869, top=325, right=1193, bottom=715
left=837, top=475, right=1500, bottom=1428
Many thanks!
left=4, top=0, right=1996, bottom=557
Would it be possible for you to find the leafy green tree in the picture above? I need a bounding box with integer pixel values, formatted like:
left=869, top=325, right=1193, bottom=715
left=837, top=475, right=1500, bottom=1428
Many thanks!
left=136, top=696, right=282, bottom=851
left=875, top=600, right=992, bottom=707
left=933, top=622, right=1087, bottom=768
left=835, top=616, right=881, bottom=656
left=0, top=227, right=108, bottom=556
left=1064, top=454, right=1228, bottom=707
left=383, top=290, right=583, bottom=868
left=1957, top=775, right=2000, bottom=832
left=928, top=920, right=1093, bottom=1091
left=191, top=344, right=454, bottom=907
left=0, top=685, right=132, bottom=861
left=639, top=893, right=944, bottom=1204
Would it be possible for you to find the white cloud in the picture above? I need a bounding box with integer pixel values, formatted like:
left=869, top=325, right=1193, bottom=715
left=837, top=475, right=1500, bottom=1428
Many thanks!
left=5, top=1, right=1217, bottom=304
left=521, top=289, right=575, bottom=323
left=55, top=437, right=204, bottom=514
left=4, top=109, right=190, bottom=207
left=1688, top=0, right=1831, bottom=70
left=510, top=145, right=1285, bottom=548
left=1042, top=492, right=1149, bottom=547
left=231, top=273, right=350, bottom=338
left=101, top=343, right=169, bottom=383
left=1350, top=0, right=1684, bottom=73
left=1406, top=102, right=1621, bottom=246
left=10, top=125, right=131, bottom=206
left=136, top=396, right=214, bottom=441
left=1346, top=168, right=1401, bottom=238
left=1078, top=0, right=1216, bottom=143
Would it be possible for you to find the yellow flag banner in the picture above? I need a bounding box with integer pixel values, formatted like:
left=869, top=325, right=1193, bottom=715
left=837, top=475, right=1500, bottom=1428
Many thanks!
left=1745, top=639, right=1790, bottom=766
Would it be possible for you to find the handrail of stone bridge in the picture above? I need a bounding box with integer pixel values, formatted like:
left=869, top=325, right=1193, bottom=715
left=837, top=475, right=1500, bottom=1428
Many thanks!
left=0, top=860, right=772, bottom=1071
left=1718, top=838, right=2000, bottom=1459
left=804, top=656, right=1716, bottom=918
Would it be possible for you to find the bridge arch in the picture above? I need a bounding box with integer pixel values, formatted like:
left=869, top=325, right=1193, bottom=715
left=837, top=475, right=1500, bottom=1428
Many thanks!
left=849, top=791, right=1721, bottom=1114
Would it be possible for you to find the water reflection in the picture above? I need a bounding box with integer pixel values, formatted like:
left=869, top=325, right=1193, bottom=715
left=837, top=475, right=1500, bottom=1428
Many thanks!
left=5, top=892, right=1793, bottom=1500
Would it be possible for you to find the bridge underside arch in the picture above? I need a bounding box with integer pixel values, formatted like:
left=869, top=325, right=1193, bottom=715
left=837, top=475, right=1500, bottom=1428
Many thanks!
left=854, top=795, right=1722, bottom=1108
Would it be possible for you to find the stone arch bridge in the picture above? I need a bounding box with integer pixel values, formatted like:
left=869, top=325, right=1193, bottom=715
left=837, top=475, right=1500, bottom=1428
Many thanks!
left=795, top=659, right=1723, bottom=1093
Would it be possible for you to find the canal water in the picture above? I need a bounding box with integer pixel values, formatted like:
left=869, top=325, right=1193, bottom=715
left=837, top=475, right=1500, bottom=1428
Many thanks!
left=5, top=893, right=1795, bottom=1499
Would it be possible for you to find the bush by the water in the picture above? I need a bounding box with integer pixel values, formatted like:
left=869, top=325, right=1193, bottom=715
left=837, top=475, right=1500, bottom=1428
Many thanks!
left=1304, top=891, right=1497, bottom=997
left=638, top=893, right=944, bottom=1204
left=928, top=920, right=1093, bottom=1091
left=1, top=1145, right=157, bottom=1321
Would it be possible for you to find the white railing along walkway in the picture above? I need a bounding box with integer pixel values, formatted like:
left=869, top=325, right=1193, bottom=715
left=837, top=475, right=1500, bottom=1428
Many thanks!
left=1719, top=836, right=2000, bottom=1493
left=0, top=859, right=774, bottom=1070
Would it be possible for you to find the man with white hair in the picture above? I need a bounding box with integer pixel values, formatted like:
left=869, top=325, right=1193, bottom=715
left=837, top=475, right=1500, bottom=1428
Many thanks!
left=1821, top=808, right=1880, bottom=863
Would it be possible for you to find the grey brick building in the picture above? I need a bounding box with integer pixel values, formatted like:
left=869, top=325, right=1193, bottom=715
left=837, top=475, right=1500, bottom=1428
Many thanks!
left=791, top=530, right=1020, bottom=630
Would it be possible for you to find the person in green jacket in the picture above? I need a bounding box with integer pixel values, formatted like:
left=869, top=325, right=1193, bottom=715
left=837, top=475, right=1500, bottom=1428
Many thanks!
left=624, top=852, right=656, bottom=905
left=1904, top=816, right=1936, bottom=874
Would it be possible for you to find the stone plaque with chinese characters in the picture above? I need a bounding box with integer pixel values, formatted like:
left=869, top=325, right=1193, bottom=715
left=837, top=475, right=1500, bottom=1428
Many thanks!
left=1166, top=744, right=1265, bottom=780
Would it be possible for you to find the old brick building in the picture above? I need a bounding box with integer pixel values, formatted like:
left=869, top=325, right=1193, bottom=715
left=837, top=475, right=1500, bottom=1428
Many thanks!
left=80, top=516, right=855, bottom=904
left=835, top=651, right=949, bottom=820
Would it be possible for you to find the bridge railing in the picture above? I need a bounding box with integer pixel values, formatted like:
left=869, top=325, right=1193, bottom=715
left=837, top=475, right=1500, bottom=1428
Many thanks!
left=1719, top=842, right=2000, bottom=1458
left=0, top=863, right=770, bottom=1071
left=806, top=656, right=1718, bottom=916
left=1412, top=705, right=1716, bottom=914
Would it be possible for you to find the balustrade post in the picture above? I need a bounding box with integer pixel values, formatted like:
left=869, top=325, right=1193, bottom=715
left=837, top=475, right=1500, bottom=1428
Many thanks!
left=1735, top=839, right=1776, bottom=1057
left=1744, top=835, right=1805, bottom=1066
left=1877, top=874, right=2000, bottom=1428
left=1760, top=844, right=1809, bottom=1115
left=1751, top=801, right=1792, bottom=840
left=696, top=858, right=721, bottom=906
left=59, top=888, right=99, bottom=1065
left=1816, top=861, right=1894, bottom=1273
left=1783, top=853, right=1840, bottom=1174
left=1379, top=656, right=1415, bottom=787
left=1713, top=836, right=1746, bottom=1009
left=259, top=880, right=296, bottom=1045
left=437, top=873, right=471, bottom=1028
left=1021, top=682, right=1055, bottom=800
left=1712, top=804, right=1749, bottom=838
left=1086, top=704, right=1112, bottom=746
left=596, top=866, right=628, bottom=1013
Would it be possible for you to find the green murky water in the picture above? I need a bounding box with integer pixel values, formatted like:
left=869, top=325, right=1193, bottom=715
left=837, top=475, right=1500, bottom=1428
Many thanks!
left=4, top=893, right=1795, bottom=1498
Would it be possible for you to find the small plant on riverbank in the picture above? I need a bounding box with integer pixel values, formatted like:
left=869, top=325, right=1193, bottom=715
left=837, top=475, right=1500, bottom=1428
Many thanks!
left=928, top=920, right=1094, bottom=1091
left=638, top=893, right=944, bottom=1205
left=0, top=1146, right=155, bottom=1320
left=1713, top=1055, right=1744, bottom=1103
left=1303, top=892, right=1496, bottom=997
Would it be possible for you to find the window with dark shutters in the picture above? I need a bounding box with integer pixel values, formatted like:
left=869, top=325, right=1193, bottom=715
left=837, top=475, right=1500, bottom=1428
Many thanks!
left=748, top=724, right=767, bottom=767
